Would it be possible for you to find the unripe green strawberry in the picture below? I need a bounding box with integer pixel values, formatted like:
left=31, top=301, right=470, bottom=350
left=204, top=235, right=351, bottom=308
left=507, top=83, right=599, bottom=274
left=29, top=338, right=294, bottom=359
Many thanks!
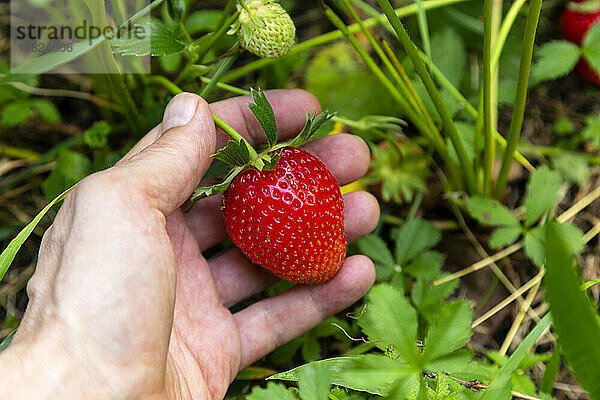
left=223, top=147, right=346, bottom=284
left=236, top=0, right=296, bottom=58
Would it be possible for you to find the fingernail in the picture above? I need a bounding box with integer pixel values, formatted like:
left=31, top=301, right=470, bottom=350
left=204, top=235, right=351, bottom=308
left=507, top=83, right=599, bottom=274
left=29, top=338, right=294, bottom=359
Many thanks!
left=161, top=93, right=198, bottom=134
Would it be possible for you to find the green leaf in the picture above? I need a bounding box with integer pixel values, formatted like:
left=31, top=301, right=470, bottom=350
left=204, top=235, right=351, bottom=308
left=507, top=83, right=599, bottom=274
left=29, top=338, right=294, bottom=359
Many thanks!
left=403, top=251, right=444, bottom=280
left=166, top=0, right=185, bottom=21
left=298, top=364, right=331, bottom=400
left=540, top=347, right=561, bottom=394
left=431, top=26, right=466, bottom=87
left=301, top=338, right=321, bottom=362
left=553, top=152, right=590, bottom=187
left=358, top=284, right=420, bottom=366
left=0, top=184, right=76, bottom=283
left=84, top=120, right=111, bottom=149
left=278, top=111, right=335, bottom=150
left=533, top=41, right=580, bottom=83
left=247, top=381, right=297, bottom=400
left=524, top=226, right=545, bottom=267
left=42, top=149, right=91, bottom=199
left=524, top=166, right=562, bottom=227
left=269, top=356, right=414, bottom=396
left=1, top=100, right=32, bottom=127
left=411, top=278, right=459, bottom=322
left=185, top=10, right=222, bottom=34
left=465, top=196, right=519, bottom=227
left=392, top=218, right=441, bottom=266
left=525, top=222, right=584, bottom=267
left=582, top=113, right=600, bottom=148
left=0, top=330, right=16, bottom=351
left=545, top=221, right=600, bottom=399
left=489, top=227, right=521, bottom=249
left=582, top=22, right=600, bottom=75
left=424, top=300, right=473, bottom=362
left=111, top=20, right=185, bottom=56
left=356, top=234, right=396, bottom=270
left=425, top=350, right=480, bottom=378
left=248, top=88, right=278, bottom=149
left=481, top=313, right=552, bottom=400
left=272, top=337, right=304, bottom=365
left=31, top=99, right=61, bottom=123
left=190, top=167, right=243, bottom=201
left=553, top=117, right=575, bottom=136
left=212, top=139, right=251, bottom=166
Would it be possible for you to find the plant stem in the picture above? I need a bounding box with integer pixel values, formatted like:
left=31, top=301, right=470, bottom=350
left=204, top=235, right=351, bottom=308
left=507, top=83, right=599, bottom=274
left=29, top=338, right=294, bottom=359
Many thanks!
left=415, top=0, right=431, bottom=60
left=323, top=5, right=463, bottom=190
left=199, top=77, right=249, bottom=95
left=148, top=75, right=183, bottom=95
left=417, top=51, right=534, bottom=172
left=199, top=52, right=239, bottom=98
left=213, top=114, right=260, bottom=161
left=238, top=0, right=252, bottom=14
left=191, top=11, right=240, bottom=63
left=340, top=0, right=436, bottom=132
left=377, top=0, right=477, bottom=194
left=482, top=0, right=495, bottom=195
left=491, top=0, right=527, bottom=69
left=223, top=0, right=471, bottom=82
left=382, top=41, right=436, bottom=132
left=493, top=0, right=543, bottom=199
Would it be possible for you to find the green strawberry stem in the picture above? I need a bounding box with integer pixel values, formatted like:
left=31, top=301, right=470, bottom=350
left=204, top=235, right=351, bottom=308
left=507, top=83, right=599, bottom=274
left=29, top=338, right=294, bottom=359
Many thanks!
left=238, top=0, right=252, bottom=14
left=212, top=114, right=261, bottom=161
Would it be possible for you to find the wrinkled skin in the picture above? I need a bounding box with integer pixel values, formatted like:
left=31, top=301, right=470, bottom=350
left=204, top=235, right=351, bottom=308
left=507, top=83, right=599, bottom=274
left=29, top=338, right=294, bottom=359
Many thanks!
left=0, top=90, right=379, bottom=400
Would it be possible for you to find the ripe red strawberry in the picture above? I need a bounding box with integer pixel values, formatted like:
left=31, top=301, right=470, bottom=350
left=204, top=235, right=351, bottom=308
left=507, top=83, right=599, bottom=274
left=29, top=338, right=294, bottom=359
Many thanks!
left=223, top=147, right=346, bottom=284
left=561, top=0, right=600, bottom=45
left=561, top=0, right=600, bottom=85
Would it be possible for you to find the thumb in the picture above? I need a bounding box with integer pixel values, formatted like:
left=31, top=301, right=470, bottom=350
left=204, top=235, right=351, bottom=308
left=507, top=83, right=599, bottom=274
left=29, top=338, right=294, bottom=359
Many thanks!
left=114, top=93, right=216, bottom=215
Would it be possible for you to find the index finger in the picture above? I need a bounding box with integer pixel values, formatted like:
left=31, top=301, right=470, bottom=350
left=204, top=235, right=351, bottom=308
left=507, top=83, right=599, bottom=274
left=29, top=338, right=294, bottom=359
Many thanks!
left=210, top=88, right=322, bottom=148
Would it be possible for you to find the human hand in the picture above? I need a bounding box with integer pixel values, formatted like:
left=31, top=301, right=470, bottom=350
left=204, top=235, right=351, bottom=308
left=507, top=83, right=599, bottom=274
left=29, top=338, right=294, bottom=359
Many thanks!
left=0, top=90, right=379, bottom=400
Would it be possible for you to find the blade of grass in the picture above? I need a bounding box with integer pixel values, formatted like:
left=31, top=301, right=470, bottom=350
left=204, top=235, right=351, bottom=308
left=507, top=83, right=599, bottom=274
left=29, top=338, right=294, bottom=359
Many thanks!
left=381, top=40, right=437, bottom=133
left=545, top=221, right=600, bottom=398
left=493, top=0, right=543, bottom=198
left=340, top=0, right=437, bottom=133
left=323, top=5, right=463, bottom=191
left=0, top=184, right=77, bottom=283
left=416, top=51, right=534, bottom=172
left=376, top=0, right=477, bottom=194
left=481, top=313, right=552, bottom=399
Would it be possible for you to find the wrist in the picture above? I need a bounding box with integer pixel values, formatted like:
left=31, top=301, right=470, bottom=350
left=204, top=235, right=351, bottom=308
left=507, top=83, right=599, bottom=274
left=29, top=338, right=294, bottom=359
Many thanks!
left=0, top=323, right=115, bottom=400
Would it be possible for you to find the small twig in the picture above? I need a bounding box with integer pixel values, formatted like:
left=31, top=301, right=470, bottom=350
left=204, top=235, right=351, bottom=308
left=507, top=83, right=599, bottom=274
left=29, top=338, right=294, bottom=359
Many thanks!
left=346, top=304, right=367, bottom=320
left=472, top=269, right=545, bottom=328
left=435, top=183, right=600, bottom=286
left=330, top=322, right=386, bottom=344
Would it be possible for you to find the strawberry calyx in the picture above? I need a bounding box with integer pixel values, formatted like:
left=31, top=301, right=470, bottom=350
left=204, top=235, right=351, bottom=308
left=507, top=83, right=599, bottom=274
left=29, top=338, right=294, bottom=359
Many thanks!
left=189, top=88, right=333, bottom=203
